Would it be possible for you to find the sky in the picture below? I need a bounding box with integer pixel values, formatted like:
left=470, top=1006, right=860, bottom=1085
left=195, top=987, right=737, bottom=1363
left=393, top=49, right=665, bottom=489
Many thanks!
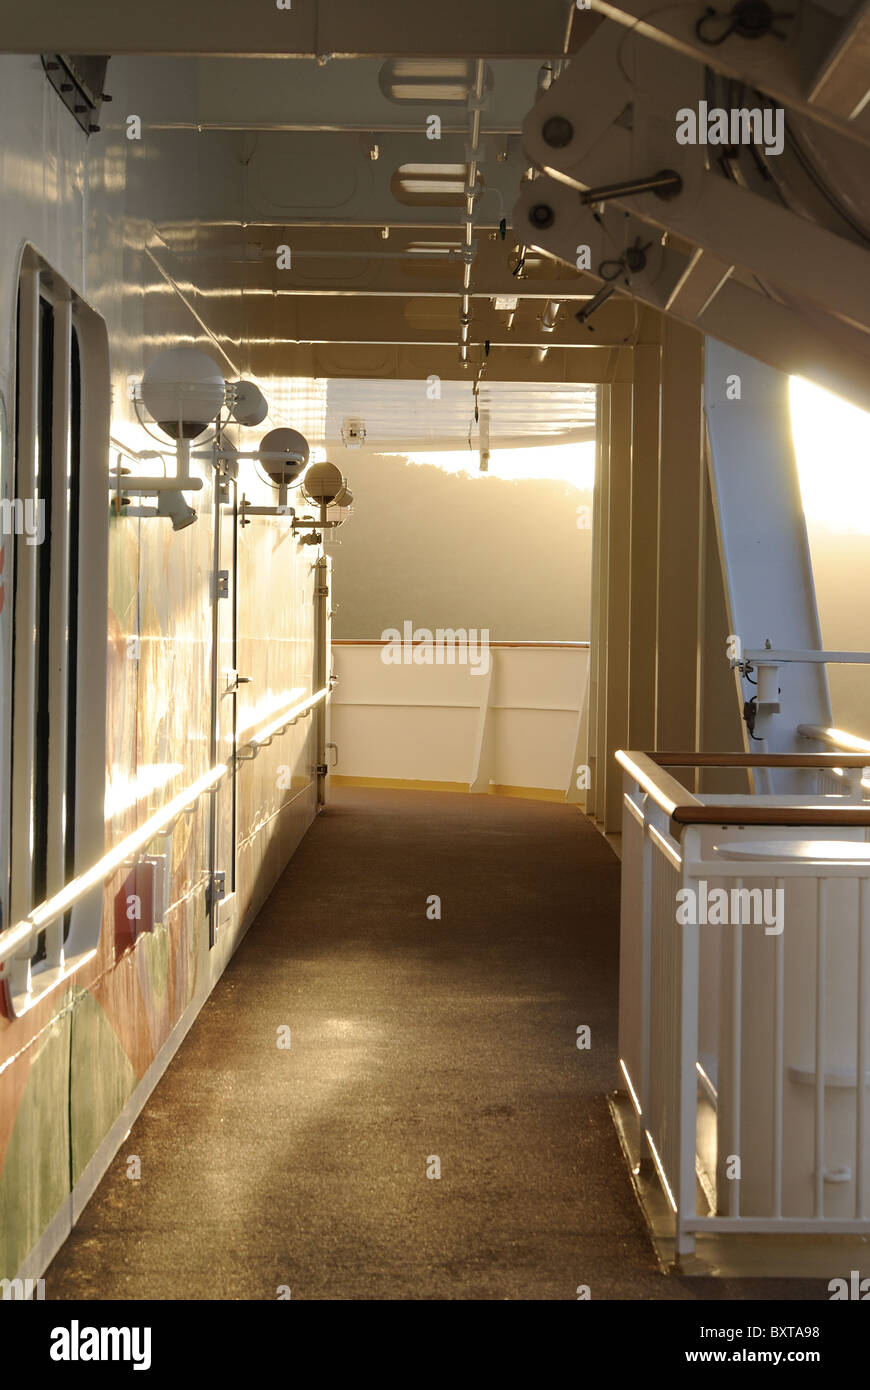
left=383, top=440, right=596, bottom=488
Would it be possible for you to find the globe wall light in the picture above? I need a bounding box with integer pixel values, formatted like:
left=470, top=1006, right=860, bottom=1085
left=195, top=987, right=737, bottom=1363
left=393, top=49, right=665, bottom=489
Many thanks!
left=116, top=346, right=233, bottom=528
left=292, top=462, right=353, bottom=543
left=235, top=427, right=312, bottom=526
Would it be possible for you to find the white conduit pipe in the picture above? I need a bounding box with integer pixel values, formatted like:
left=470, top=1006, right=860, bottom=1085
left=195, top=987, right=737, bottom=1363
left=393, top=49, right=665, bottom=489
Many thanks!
left=196, top=247, right=463, bottom=264
left=533, top=298, right=563, bottom=363
left=459, top=60, right=487, bottom=364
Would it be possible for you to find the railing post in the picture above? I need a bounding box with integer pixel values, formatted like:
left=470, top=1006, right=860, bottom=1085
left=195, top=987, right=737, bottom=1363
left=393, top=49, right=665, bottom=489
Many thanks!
left=313, top=552, right=330, bottom=808
left=637, top=790, right=654, bottom=1174
left=858, top=877, right=869, bottom=1219
left=676, top=824, right=701, bottom=1259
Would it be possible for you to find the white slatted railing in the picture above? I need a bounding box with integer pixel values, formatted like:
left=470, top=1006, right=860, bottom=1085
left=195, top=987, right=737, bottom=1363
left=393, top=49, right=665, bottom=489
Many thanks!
left=617, top=748, right=870, bottom=1258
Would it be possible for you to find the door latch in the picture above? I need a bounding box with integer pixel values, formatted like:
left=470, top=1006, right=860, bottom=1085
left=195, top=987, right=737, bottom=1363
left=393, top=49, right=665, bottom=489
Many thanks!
left=208, top=871, right=226, bottom=910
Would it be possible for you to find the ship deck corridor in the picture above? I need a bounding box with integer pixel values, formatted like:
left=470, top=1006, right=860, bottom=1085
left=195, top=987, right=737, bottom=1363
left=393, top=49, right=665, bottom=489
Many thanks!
left=47, top=789, right=826, bottom=1300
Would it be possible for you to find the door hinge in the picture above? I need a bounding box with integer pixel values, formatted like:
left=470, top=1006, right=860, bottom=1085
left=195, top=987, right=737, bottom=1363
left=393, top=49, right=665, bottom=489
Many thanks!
left=215, top=569, right=229, bottom=599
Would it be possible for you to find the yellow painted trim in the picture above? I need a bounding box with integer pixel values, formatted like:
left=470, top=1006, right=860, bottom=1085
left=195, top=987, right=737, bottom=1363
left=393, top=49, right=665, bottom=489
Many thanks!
left=329, top=775, right=568, bottom=803
left=488, top=784, right=567, bottom=803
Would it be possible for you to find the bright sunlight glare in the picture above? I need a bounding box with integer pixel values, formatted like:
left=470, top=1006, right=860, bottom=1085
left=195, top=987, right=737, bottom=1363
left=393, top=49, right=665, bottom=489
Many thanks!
left=790, top=377, right=870, bottom=533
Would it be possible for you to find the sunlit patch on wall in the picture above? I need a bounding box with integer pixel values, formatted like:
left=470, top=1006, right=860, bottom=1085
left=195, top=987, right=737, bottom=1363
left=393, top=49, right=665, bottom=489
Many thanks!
left=790, top=377, right=870, bottom=534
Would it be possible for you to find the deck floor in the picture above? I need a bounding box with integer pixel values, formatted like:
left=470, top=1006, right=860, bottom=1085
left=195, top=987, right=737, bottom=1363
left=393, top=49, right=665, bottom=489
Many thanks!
left=46, top=787, right=828, bottom=1300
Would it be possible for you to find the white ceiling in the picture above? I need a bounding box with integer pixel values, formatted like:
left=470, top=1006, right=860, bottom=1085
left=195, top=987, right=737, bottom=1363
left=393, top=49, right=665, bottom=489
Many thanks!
left=320, top=378, right=596, bottom=449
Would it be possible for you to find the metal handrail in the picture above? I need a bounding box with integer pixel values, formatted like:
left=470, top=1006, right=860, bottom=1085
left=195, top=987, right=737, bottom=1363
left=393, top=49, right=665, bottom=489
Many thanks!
left=0, top=686, right=329, bottom=970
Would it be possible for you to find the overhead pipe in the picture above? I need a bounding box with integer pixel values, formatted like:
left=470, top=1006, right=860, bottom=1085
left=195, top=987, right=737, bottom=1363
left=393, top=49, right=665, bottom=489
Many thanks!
left=514, top=57, right=561, bottom=315
left=459, top=59, right=487, bottom=365
left=533, top=297, right=563, bottom=363
left=150, top=120, right=521, bottom=135
left=184, top=218, right=509, bottom=232
left=191, top=246, right=463, bottom=264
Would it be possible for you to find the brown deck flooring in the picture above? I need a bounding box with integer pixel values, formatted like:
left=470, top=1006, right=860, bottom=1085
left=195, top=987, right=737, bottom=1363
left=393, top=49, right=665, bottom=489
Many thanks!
left=46, top=787, right=827, bottom=1300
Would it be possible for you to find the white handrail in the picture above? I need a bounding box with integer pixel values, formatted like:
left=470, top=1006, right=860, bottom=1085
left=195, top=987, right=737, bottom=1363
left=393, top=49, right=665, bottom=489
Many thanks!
left=245, top=687, right=327, bottom=749
left=798, top=723, right=870, bottom=754
left=0, top=686, right=329, bottom=970
left=746, top=651, right=870, bottom=664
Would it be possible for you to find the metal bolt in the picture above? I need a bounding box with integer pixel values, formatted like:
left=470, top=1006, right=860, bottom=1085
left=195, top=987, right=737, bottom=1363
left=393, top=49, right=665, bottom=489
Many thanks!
left=529, top=203, right=555, bottom=230
left=542, top=115, right=573, bottom=149
left=652, top=169, right=683, bottom=201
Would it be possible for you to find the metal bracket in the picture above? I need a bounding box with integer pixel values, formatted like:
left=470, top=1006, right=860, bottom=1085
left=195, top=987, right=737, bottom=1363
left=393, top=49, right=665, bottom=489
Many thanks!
left=514, top=24, right=870, bottom=405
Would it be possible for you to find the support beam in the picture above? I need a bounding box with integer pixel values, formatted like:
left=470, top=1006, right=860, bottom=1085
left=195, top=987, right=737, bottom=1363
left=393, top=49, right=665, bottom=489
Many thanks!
left=146, top=281, right=640, bottom=349
left=696, top=462, right=749, bottom=795
left=589, top=383, right=610, bottom=824
left=807, top=1, right=870, bottom=121
left=627, top=330, right=661, bottom=749
left=604, top=373, right=632, bottom=833
left=589, top=1, right=870, bottom=146
left=514, top=174, right=870, bottom=414
left=0, top=0, right=583, bottom=56
left=241, top=342, right=637, bottom=383
left=664, top=249, right=733, bottom=321
left=655, top=319, right=703, bottom=756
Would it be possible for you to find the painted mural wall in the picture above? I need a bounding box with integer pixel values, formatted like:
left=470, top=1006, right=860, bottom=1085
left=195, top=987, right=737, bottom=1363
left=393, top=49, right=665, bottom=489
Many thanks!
left=0, top=55, right=320, bottom=1282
